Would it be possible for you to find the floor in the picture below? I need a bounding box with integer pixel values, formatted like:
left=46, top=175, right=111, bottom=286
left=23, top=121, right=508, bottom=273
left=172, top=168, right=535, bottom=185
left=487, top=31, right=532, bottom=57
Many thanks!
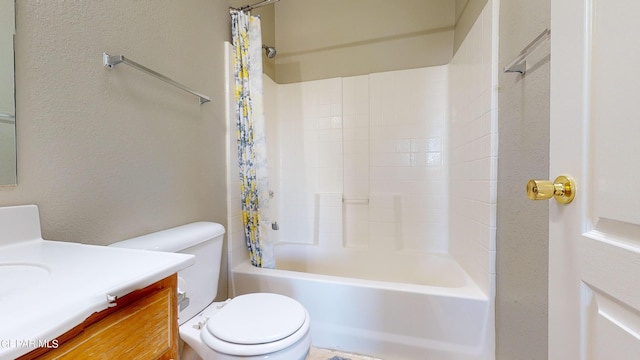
left=308, top=347, right=383, bottom=360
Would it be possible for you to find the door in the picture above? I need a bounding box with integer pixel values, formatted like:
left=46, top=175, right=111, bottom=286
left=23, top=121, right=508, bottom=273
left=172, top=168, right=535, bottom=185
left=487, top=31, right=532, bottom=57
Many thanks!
left=549, top=0, right=640, bottom=359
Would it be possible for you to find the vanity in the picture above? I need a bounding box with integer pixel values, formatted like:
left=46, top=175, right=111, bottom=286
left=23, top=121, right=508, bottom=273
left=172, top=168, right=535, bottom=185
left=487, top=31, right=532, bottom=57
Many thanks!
left=0, top=205, right=195, bottom=359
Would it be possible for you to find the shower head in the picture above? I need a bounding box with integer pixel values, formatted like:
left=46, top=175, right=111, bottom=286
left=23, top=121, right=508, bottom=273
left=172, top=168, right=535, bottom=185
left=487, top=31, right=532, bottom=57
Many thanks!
left=263, top=45, right=277, bottom=59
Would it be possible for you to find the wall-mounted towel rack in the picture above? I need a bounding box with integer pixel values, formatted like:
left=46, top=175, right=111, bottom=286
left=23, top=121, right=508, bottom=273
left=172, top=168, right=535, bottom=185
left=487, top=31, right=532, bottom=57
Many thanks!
left=504, top=28, right=550, bottom=75
left=103, top=53, right=211, bottom=104
left=0, top=113, right=15, bottom=125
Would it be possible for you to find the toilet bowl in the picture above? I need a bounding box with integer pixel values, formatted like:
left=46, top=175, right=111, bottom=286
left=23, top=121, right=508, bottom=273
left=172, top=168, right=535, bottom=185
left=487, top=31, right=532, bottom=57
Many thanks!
left=109, top=222, right=311, bottom=360
left=181, top=293, right=311, bottom=360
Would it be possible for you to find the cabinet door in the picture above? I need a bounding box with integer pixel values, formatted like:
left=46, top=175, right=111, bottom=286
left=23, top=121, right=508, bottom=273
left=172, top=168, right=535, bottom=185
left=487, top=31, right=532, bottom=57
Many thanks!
left=39, top=286, right=177, bottom=360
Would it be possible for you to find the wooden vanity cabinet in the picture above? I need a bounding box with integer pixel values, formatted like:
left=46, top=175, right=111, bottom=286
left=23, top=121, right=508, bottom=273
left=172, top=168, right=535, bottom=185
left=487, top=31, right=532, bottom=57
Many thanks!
left=19, top=275, right=179, bottom=360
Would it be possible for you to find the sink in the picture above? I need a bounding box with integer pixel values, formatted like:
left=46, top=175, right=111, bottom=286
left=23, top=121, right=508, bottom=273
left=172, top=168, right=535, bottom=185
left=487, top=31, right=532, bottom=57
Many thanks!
left=0, top=205, right=197, bottom=359
left=0, top=263, right=51, bottom=297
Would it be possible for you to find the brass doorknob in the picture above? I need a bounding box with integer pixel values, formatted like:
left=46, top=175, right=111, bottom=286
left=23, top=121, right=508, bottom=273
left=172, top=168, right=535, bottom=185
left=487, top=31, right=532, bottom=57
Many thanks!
left=526, top=175, right=576, bottom=204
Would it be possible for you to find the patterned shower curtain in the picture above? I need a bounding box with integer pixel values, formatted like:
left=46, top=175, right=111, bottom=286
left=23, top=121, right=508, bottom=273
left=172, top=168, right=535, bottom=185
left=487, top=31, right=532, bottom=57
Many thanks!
left=231, top=10, right=274, bottom=268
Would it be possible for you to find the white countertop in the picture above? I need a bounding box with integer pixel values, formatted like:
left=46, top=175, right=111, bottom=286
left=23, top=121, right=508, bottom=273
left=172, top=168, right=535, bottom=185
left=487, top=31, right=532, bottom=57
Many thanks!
left=0, top=239, right=194, bottom=359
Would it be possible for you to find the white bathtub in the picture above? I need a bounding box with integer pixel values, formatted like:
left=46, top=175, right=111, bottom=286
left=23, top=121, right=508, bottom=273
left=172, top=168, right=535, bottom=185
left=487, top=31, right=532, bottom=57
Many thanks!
left=231, top=245, right=492, bottom=360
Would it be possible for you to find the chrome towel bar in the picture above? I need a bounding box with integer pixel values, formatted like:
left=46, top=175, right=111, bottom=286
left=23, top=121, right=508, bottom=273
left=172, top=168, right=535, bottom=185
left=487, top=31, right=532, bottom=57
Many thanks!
left=0, top=113, right=15, bottom=125
left=103, top=53, right=211, bottom=105
left=504, top=28, right=550, bottom=75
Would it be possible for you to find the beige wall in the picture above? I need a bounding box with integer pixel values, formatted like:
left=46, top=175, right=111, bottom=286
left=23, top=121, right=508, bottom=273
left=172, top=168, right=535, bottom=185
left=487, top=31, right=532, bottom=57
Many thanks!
left=0, top=120, right=15, bottom=185
left=496, top=0, right=551, bottom=359
left=251, top=0, right=486, bottom=84
left=1, top=1, right=231, bottom=298
left=245, top=0, right=493, bottom=84
left=273, top=0, right=455, bottom=83
left=0, top=0, right=14, bottom=115
left=0, top=0, right=16, bottom=185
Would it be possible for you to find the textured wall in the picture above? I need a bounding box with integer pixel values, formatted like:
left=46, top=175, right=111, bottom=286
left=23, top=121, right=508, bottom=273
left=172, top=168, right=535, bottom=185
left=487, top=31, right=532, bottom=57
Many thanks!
left=0, top=0, right=16, bottom=185
left=496, top=0, right=551, bottom=358
left=0, top=0, right=13, bottom=114
left=2, top=0, right=231, bottom=296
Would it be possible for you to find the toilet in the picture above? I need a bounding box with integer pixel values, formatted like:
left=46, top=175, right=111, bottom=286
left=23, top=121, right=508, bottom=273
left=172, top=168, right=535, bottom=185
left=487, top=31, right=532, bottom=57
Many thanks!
left=110, top=222, right=311, bottom=360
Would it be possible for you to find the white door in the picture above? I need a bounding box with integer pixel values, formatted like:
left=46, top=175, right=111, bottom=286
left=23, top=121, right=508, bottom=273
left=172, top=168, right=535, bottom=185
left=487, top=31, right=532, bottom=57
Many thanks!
left=549, top=0, right=640, bottom=359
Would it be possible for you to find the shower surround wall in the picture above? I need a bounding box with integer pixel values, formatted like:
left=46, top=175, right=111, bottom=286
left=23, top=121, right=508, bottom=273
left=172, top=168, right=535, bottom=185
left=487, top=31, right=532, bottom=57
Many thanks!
left=449, top=0, right=498, bottom=297
left=271, top=67, right=449, bottom=258
left=226, top=0, right=497, bottom=300
left=226, top=64, right=451, bottom=270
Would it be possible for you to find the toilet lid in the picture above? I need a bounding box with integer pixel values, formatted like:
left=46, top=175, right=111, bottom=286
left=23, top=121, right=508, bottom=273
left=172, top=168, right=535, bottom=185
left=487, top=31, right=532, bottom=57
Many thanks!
left=206, top=293, right=307, bottom=345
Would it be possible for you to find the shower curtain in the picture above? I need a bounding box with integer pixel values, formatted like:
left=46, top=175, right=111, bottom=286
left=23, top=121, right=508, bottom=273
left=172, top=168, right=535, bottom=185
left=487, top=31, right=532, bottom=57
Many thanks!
left=231, top=10, right=274, bottom=268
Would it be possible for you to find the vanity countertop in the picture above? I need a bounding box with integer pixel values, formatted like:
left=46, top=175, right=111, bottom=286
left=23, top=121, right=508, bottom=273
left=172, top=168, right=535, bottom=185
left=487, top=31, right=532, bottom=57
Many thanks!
left=0, top=206, right=194, bottom=359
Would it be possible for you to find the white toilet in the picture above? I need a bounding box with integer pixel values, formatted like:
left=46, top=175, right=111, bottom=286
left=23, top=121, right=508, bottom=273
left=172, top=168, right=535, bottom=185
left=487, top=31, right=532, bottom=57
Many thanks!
left=110, top=222, right=311, bottom=360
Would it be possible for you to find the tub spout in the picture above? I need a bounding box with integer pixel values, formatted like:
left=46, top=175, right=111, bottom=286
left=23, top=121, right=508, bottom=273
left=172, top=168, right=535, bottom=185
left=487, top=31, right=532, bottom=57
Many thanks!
left=271, top=221, right=280, bottom=230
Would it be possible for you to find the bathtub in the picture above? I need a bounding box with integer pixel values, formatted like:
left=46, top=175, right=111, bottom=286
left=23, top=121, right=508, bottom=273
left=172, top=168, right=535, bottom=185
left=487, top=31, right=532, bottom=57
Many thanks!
left=231, top=245, right=492, bottom=360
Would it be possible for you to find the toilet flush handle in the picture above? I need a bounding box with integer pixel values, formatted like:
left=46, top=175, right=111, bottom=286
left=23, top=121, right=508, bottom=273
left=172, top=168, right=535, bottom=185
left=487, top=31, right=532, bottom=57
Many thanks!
left=178, top=289, right=190, bottom=311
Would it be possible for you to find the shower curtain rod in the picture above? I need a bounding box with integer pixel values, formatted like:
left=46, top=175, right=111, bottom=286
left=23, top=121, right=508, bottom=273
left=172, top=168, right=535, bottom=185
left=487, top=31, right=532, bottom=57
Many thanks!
left=230, top=0, right=280, bottom=13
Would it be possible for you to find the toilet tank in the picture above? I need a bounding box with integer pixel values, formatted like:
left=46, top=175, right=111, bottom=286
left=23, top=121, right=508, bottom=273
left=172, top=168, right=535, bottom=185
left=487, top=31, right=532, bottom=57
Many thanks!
left=109, top=222, right=225, bottom=324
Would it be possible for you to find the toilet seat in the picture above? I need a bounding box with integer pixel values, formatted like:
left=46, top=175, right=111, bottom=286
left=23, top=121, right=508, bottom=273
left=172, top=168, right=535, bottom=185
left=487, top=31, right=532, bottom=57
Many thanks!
left=200, top=293, right=311, bottom=357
